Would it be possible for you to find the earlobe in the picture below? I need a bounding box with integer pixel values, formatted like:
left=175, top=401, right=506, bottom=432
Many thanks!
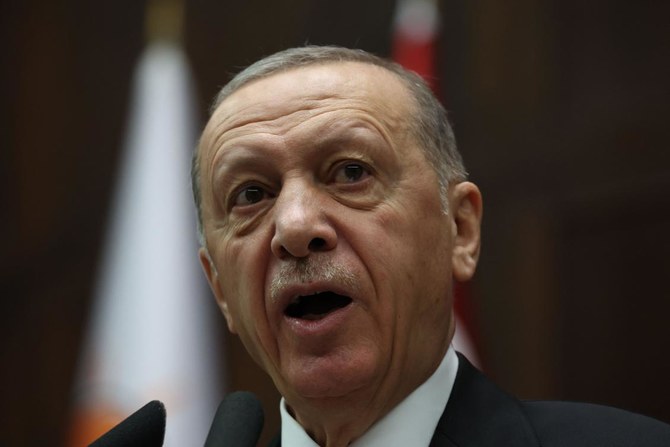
left=450, top=182, right=483, bottom=282
left=198, top=247, right=237, bottom=333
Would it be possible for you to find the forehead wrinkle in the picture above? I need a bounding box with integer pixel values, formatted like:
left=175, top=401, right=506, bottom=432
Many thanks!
left=211, top=91, right=345, bottom=138
left=209, top=99, right=403, bottom=168
left=204, top=95, right=340, bottom=169
left=287, top=109, right=402, bottom=158
left=206, top=109, right=324, bottom=184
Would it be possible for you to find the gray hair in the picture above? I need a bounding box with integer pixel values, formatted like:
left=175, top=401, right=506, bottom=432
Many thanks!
left=192, top=45, right=467, bottom=245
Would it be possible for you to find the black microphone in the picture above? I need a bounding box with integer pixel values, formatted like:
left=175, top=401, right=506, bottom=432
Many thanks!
left=204, top=391, right=264, bottom=447
left=89, top=400, right=166, bottom=447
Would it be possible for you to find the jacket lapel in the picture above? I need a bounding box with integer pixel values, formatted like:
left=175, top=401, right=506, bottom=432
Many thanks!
left=430, top=354, right=541, bottom=447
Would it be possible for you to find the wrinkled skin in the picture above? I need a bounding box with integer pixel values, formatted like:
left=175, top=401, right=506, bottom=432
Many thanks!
left=197, top=62, right=482, bottom=447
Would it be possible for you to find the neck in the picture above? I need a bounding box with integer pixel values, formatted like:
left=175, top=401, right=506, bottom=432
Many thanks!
left=288, top=389, right=399, bottom=447
left=286, top=343, right=451, bottom=446
left=282, top=321, right=456, bottom=446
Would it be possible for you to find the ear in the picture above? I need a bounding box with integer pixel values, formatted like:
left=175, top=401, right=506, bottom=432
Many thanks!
left=449, top=182, right=483, bottom=282
left=198, top=247, right=237, bottom=333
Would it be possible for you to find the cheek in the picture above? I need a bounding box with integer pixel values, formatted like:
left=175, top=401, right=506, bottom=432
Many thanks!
left=216, top=232, right=266, bottom=297
left=369, top=198, right=449, bottom=265
left=363, top=200, right=453, bottom=307
left=213, top=235, right=277, bottom=364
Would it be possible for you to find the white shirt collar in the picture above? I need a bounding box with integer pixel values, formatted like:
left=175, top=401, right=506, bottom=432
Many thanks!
left=280, top=345, right=459, bottom=447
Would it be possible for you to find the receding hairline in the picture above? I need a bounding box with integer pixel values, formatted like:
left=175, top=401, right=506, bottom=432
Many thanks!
left=200, top=60, right=417, bottom=152
left=210, top=59, right=417, bottom=116
left=208, top=46, right=417, bottom=114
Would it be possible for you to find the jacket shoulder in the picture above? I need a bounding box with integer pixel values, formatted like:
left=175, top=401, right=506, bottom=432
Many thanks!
left=522, top=400, right=670, bottom=447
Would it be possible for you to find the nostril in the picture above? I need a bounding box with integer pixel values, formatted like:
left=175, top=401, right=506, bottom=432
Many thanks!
left=308, top=237, right=327, bottom=251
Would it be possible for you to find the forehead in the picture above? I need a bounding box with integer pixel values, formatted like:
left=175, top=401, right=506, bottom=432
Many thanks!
left=200, top=62, right=415, bottom=150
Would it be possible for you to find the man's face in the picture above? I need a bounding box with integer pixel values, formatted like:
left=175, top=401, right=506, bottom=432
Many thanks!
left=198, top=62, right=480, bottom=413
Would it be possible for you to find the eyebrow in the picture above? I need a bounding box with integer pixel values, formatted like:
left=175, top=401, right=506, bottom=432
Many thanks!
left=309, top=118, right=393, bottom=158
left=210, top=117, right=393, bottom=187
left=210, top=146, right=277, bottom=193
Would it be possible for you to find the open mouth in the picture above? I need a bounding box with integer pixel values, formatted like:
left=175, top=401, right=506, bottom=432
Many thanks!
left=284, top=291, right=353, bottom=321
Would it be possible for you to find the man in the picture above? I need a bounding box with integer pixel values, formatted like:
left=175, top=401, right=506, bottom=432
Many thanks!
left=192, top=46, right=670, bottom=446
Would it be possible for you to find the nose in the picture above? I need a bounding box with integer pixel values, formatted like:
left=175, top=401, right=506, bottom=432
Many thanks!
left=270, top=183, right=337, bottom=259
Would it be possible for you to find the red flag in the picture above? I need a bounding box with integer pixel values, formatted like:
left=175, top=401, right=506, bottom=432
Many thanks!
left=392, top=0, right=440, bottom=92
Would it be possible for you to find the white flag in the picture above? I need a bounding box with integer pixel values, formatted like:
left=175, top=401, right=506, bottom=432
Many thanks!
left=70, top=41, right=222, bottom=446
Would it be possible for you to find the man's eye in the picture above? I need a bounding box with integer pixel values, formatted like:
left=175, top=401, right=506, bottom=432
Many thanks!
left=334, top=163, right=369, bottom=183
left=234, top=186, right=267, bottom=206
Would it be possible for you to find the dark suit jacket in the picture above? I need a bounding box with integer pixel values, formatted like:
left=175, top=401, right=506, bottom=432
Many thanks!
left=270, top=353, right=670, bottom=446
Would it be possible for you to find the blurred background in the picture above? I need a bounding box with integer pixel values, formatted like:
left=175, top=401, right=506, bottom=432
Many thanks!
left=2, top=0, right=669, bottom=445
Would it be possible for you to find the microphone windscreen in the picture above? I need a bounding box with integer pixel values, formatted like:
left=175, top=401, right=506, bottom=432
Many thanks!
left=89, top=400, right=166, bottom=447
left=204, top=391, right=264, bottom=447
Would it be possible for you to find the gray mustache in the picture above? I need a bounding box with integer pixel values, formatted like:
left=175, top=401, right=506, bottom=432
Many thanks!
left=269, top=259, right=359, bottom=302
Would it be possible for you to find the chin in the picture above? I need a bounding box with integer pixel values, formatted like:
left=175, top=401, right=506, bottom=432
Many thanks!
left=284, top=350, right=381, bottom=401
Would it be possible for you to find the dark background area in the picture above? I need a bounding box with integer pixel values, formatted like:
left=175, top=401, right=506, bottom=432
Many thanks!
left=2, top=0, right=669, bottom=445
